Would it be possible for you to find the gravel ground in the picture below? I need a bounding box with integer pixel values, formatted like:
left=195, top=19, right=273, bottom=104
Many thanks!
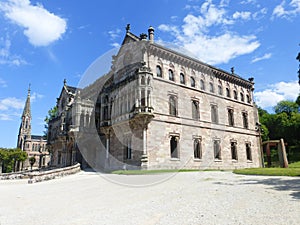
left=0, top=171, right=299, bottom=225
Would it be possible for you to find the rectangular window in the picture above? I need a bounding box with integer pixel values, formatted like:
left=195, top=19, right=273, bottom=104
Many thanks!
left=246, top=143, right=252, bottom=161
left=192, top=100, right=200, bottom=120
left=228, top=108, right=234, bottom=126
left=242, top=112, right=248, bottom=129
left=169, top=96, right=177, bottom=116
left=231, top=141, right=238, bottom=160
left=194, top=138, right=202, bottom=159
left=211, top=105, right=218, bottom=124
left=214, top=140, right=221, bottom=160
left=170, top=136, right=179, bottom=158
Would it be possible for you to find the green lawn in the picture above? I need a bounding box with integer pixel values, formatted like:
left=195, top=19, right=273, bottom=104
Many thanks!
left=233, top=161, right=300, bottom=177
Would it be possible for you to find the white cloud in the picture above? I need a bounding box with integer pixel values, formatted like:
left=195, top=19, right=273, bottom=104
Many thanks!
left=254, top=80, right=299, bottom=108
left=0, top=78, right=7, bottom=87
left=158, top=0, right=260, bottom=65
left=31, top=92, right=44, bottom=102
left=0, top=0, right=67, bottom=46
left=0, top=36, right=27, bottom=66
left=232, top=11, right=251, bottom=20
left=272, top=0, right=300, bottom=19
left=111, top=42, right=120, bottom=48
left=0, top=97, right=24, bottom=111
left=251, top=53, right=272, bottom=63
left=0, top=113, right=13, bottom=120
left=108, top=28, right=121, bottom=40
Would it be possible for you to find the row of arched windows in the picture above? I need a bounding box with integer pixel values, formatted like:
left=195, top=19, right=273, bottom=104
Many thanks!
left=156, top=65, right=251, bottom=104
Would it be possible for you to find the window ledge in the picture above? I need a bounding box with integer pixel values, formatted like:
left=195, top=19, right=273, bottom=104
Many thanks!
left=247, top=160, right=253, bottom=163
left=232, top=159, right=238, bottom=163
left=194, top=159, right=202, bottom=162
left=170, top=158, right=180, bottom=161
left=214, top=159, right=222, bottom=162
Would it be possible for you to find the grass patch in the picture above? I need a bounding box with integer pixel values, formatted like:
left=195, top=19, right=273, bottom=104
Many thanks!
left=234, top=161, right=300, bottom=177
left=111, top=169, right=200, bottom=175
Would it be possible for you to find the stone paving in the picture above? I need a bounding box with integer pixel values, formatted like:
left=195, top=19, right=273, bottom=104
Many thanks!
left=0, top=171, right=299, bottom=225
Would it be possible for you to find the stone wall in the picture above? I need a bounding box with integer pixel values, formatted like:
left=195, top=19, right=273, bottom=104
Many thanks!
left=28, top=163, right=81, bottom=183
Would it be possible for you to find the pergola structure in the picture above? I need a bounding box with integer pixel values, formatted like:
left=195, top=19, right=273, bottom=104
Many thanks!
left=262, top=139, right=288, bottom=168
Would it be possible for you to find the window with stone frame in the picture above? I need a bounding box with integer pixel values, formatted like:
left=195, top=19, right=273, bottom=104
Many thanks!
left=156, top=65, right=162, bottom=77
left=125, top=139, right=132, bottom=159
left=209, top=82, right=214, bottom=93
left=242, top=112, right=249, bottom=129
left=194, top=138, right=202, bottom=159
left=246, top=94, right=251, bottom=103
left=228, top=108, right=234, bottom=126
left=211, top=104, right=218, bottom=124
left=233, top=90, right=238, bottom=100
left=169, top=69, right=174, bottom=81
left=200, top=79, right=205, bottom=90
left=170, top=136, right=179, bottom=158
left=246, top=143, right=252, bottom=161
left=214, top=140, right=221, bottom=160
left=218, top=84, right=223, bottom=95
left=240, top=92, right=244, bottom=102
left=231, top=141, right=238, bottom=160
left=169, top=95, right=177, bottom=116
left=226, top=87, right=230, bottom=98
left=191, top=77, right=196, bottom=87
left=180, top=73, right=185, bottom=84
left=192, top=100, right=200, bottom=120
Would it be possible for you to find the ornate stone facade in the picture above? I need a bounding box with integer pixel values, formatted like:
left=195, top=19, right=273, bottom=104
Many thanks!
left=48, top=25, right=262, bottom=170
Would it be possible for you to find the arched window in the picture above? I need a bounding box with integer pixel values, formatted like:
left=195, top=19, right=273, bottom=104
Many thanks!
left=156, top=65, right=162, bottom=77
left=242, top=112, right=248, bottom=129
left=240, top=93, right=244, bottom=102
left=147, top=76, right=151, bottom=85
left=246, top=94, right=250, bottom=103
left=191, top=77, right=195, bottom=87
left=209, top=82, right=214, bottom=93
left=141, top=76, right=145, bottom=85
left=233, top=90, right=238, bottom=100
left=168, top=69, right=174, bottom=81
left=194, top=139, right=202, bottom=159
left=169, top=96, right=177, bottom=116
left=200, top=79, right=205, bottom=90
left=226, top=88, right=230, bottom=97
left=218, top=85, right=223, bottom=95
left=180, top=73, right=185, bottom=84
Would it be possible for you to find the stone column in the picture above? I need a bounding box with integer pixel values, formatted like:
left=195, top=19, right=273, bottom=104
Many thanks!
left=141, top=127, right=148, bottom=169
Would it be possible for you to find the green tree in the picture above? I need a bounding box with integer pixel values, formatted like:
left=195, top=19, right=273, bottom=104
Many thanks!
left=44, top=106, right=58, bottom=137
left=274, top=100, right=299, bottom=116
left=0, top=148, right=27, bottom=173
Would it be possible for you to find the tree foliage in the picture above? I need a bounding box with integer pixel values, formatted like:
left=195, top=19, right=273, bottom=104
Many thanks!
left=0, top=148, right=27, bottom=173
left=44, top=106, right=58, bottom=136
left=258, top=97, right=300, bottom=162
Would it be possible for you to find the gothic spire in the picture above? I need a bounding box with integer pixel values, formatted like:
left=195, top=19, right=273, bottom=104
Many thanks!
left=22, top=84, right=31, bottom=117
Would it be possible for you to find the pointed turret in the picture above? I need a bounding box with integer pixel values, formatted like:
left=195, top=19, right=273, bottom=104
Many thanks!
left=22, top=84, right=31, bottom=117
left=17, top=84, right=32, bottom=150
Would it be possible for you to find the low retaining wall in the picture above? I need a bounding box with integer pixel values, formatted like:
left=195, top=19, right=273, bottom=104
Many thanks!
left=28, top=163, right=81, bottom=184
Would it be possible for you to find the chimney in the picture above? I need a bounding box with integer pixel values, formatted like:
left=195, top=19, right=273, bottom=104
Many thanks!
left=148, top=26, right=154, bottom=43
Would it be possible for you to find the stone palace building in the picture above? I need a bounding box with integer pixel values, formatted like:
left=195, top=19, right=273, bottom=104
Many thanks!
left=47, top=25, right=262, bottom=170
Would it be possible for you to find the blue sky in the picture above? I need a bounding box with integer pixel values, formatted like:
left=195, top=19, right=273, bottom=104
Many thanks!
left=0, top=0, right=299, bottom=148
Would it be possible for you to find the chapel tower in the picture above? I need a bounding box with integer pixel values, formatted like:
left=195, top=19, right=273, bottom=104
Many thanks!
left=17, top=85, right=32, bottom=150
